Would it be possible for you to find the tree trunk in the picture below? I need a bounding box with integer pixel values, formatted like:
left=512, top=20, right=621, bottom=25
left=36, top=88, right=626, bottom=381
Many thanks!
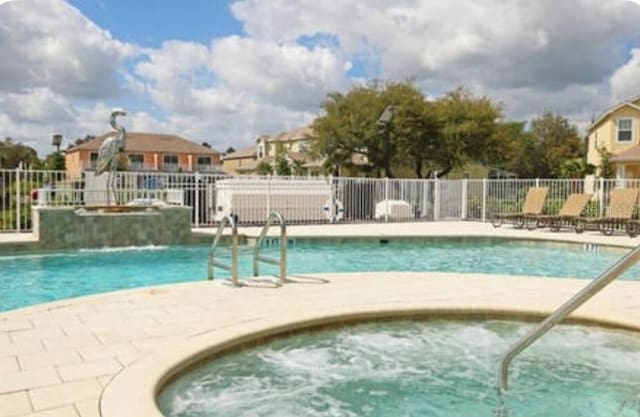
left=414, top=159, right=423, bottom=179
left=437, top=165, right=452, bottom=178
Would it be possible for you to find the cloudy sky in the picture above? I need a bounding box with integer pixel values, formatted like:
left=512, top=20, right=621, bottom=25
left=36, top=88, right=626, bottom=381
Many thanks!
left=1, top=0, right=640, bottom=156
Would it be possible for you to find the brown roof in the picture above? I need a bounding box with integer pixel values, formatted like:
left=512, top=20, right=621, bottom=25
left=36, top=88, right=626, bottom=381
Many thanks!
left=266, top=126, right=314, bottom=143
left=222, top=146, right=257, bottom=160
left=66, top=132, right=220, bottom=155
left=611, top=145, right=640, bottom=163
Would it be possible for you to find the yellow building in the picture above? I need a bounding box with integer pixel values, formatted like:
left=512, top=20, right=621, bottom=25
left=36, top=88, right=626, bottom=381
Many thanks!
left=587, top=96, right=640, bottom=178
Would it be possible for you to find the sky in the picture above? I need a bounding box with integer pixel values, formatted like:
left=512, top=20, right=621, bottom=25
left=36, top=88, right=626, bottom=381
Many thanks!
left=1, top=0, right=640, bottom=157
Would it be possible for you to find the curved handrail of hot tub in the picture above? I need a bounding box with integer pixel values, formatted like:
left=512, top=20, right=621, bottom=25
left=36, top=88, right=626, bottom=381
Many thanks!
left=498, top=242, right=640, bottom=393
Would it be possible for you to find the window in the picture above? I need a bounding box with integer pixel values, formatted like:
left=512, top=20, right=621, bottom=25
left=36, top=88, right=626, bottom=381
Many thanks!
left=617, top=118, right=633, bottom=142
left=197, top=156, right=211, bottom=171
left=89, top=152, right=98, bottom=169
left=163, top=154, right=179, bottom=171
left=128, top=154, right=144, bottom=170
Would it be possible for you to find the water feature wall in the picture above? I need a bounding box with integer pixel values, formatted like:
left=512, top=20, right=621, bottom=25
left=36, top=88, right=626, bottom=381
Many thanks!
left=32, top=206, right=192, bottom=249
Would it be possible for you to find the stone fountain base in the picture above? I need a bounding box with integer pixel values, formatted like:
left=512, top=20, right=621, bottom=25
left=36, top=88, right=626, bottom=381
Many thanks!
left=32, top=206, right=192, bottom=249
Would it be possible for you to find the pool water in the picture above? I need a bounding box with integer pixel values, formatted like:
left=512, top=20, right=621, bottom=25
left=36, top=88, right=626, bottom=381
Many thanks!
left=1, top=238, right=639, bottom=312
left=157, top=320, right=640, bottom=417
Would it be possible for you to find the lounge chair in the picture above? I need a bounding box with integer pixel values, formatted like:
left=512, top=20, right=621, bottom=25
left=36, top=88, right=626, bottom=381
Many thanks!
left=526, top=193, right=593, bottom=231
left=575, top=188, right=640, bottom=236
left=492, top=187, right=549, bottom=229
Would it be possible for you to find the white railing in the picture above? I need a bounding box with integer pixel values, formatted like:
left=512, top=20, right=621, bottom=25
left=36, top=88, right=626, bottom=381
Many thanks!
left=1, top=167, right=638, bottom=232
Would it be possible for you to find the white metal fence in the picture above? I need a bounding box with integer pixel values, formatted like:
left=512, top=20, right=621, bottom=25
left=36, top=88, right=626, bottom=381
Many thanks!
left=1, top=168, right=639, bottom=232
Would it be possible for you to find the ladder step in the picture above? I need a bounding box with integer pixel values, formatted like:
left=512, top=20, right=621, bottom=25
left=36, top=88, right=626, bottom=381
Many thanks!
left=257, top=255, right=279, bottom=265
left=212, top=261, right=232, bottom=271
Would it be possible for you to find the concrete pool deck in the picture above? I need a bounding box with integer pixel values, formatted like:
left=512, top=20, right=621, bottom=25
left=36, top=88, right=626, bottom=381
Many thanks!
left=0, top=222, right=639, bottom=417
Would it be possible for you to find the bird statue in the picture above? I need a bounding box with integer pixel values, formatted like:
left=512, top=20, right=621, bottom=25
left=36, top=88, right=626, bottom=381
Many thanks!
left=96, top=108, right=127, bottom=205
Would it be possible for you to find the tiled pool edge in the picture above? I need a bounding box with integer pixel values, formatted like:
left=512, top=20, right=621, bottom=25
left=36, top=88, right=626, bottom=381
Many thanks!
left=98, top=273, right=640, bottom=417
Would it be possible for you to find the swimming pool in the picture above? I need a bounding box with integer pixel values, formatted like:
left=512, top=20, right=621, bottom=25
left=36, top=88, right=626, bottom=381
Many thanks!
left=157, top=320, right=640, bottom=417
left=1, top=237, right=638, bottom=312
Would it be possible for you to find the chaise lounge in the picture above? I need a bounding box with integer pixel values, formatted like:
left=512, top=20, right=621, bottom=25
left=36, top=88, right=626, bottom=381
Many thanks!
left=492, top=187, right=549, bottom=229
left=526, top=193, right=593, bottom=231
left=575, top=188, right=639, bottom=236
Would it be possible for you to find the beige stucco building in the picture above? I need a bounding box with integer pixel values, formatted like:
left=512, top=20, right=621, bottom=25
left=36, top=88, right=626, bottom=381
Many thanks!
left=223, top=127, right=324, bottom=176
left=223, top=126, right=370, bottom=177
left=587, top=96, right=640, bottom=178
left=65, top=132, right=222, bottom=178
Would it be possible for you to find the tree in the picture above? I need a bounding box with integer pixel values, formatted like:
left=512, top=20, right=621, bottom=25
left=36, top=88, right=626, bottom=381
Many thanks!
left=530, top=112, right=584, bottom=177
left=386, top=82, right=441, bottom=178
left=0, top=137, right=39, bottom=169
left=559, top=158, right=595, bottom=179
left=429, top=88, right=501, bottom=177
left=311, top=82, right=502, bottom=178
left=225, top=146, right=235, bottom=154
left=597, top=147, right=616, bottom=178
left=256, top=161, right=273, bottom=175
left=311, top=81, right=386, bottom=176
left=274, top=154, right=292, bottom=176
left=42, top=152, right=66, bottom=171
left=291, top=159, right=306, bottom=176
left=490, top=122, right=536, bottom=177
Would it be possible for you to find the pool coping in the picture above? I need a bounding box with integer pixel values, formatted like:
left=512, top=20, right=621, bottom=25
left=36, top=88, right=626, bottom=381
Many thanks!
left=99, top=273, right=640, bottom=417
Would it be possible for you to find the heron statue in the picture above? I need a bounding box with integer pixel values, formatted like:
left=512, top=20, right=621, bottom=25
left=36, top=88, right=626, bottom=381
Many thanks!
left=96, top=108, right=127, bottom=205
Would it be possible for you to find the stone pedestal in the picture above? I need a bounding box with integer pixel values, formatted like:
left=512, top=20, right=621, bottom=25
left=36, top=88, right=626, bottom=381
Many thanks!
left=32, top=206, right=192, bottom=249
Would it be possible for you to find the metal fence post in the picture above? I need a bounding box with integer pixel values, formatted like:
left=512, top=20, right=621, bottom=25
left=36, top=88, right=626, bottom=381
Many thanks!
left=384, top=177, right=389, bottom=223
left=266, top=174, right=271, bottom=219
left=434, top=177, right=440, bottom=221
left=599, top=177, right=605, bottom=217
left=15, top=167, right=21, bottom=232
left=461, top=178, right=468, bottom=220
left=194, top=172, right=200, bottom=228
left=482, top=178, right=487, bottom=223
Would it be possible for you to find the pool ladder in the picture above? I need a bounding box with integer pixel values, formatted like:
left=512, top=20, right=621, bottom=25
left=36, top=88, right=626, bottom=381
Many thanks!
left=207, top=211, right=288, bottom=286
left=253, top=210, right=288, bottom=285
left=498, top=243, right=640, bottom=393
left=207, top=214, right=239, bottom=285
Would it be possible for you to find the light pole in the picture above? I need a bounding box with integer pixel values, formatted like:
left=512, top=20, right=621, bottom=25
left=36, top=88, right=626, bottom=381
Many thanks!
left=52, top=134, right=62, bottom=153
left=376, top=105, right=396, bottom=178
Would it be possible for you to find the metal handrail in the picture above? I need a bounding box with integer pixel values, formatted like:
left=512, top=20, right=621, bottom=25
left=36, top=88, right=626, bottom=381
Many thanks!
left=207, top=214, right=239, bottom=286
left=253, top=211, right=287, bottom=285
left=498, top=243, right=640, bottom=393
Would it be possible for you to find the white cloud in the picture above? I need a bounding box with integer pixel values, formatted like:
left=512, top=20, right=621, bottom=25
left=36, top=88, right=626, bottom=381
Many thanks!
left=0, top=0, right=137, bottom=98
left=0, top=88, right=75, bottom=124
left=3, top=0, right=640, bottom=157
left=130, top=35, right=351, bottom=149
left=231, top=0, right=640, bottom=128
left=210, top=36, right=350, bottom=109
left=610, top=48, right=640, bottom=103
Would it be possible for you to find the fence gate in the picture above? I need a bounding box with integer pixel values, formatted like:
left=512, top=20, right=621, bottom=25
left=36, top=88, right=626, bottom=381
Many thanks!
left=438, top=180, right=463, bottom=220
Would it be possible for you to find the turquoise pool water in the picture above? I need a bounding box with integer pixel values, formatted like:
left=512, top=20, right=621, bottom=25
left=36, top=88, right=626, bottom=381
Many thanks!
left=157, top=320, right=640, bottom=417
left=0, top=238, right=638, bottom=312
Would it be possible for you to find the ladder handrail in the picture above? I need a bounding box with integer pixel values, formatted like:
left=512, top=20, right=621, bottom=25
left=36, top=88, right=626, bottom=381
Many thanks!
left=208, top=214, right=239, bottom=286
left=253, top=211, right=287, bottom=284
left=498, top=243, right=640, bottom=393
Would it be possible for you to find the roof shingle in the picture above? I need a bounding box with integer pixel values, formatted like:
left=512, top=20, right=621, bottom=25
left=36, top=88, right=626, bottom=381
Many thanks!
left=66, top=132, right=220, bottom=155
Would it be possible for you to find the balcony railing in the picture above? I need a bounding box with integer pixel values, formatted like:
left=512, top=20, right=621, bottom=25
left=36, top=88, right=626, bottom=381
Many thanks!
left=82, top=161, right=223, bottom=173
